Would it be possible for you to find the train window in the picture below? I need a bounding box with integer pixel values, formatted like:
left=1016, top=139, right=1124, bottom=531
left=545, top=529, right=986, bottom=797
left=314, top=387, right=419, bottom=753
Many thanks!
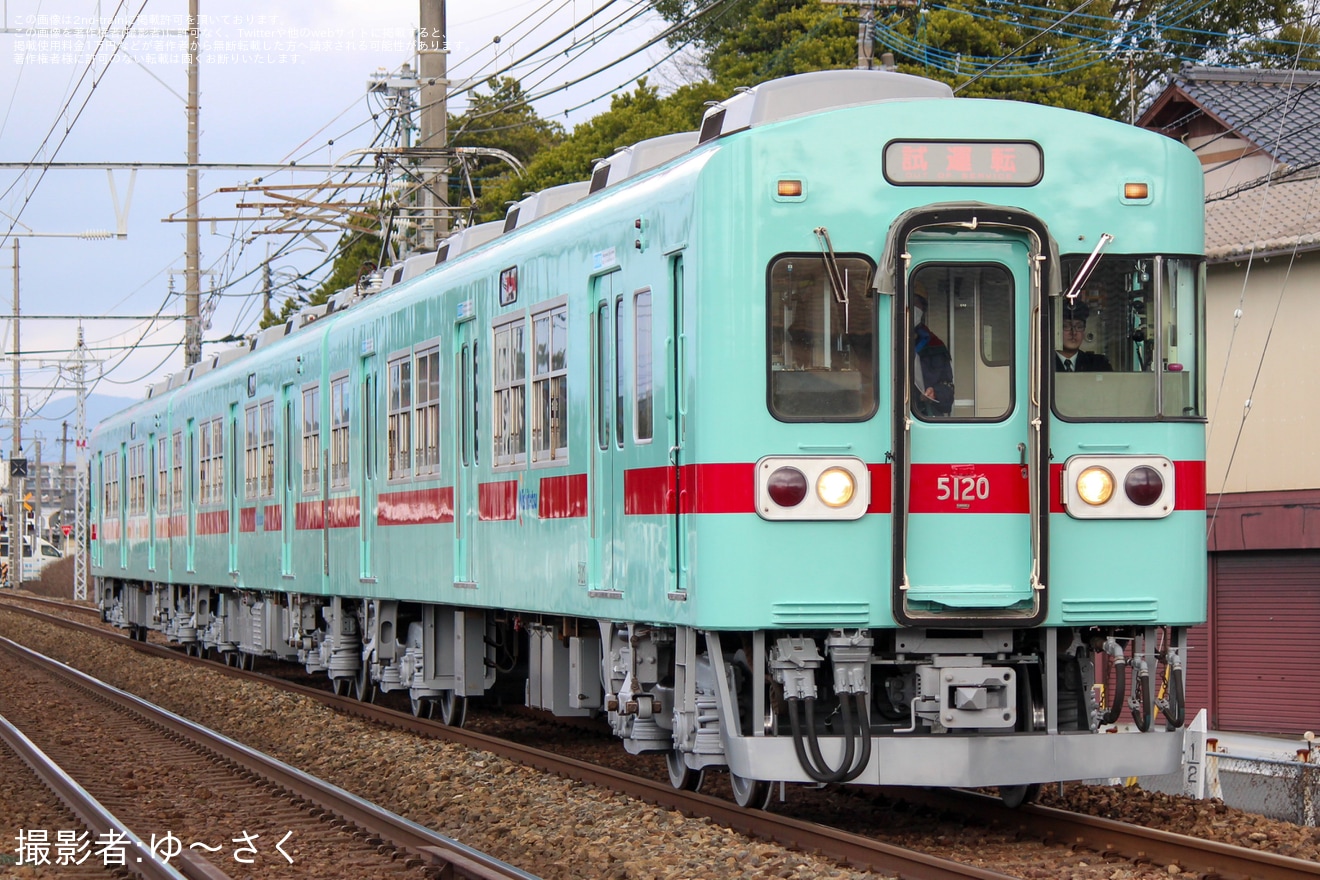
left=615, top=296, right=625, bottom=448
left=909, top=264, right=1014, bottom=421
left=157, top=436, right=169, bottom=510
left=388, top=355, right=413, bottom=480
left=284, top=398, right=295, bottom=494
left=596, top=302, right=609, bottom=451
left=460, top=345, right=471, bottom=468
left=198, top=417, right=221, bottom=505
left=259, top=400, right=275, bottom=497
left=1054, top=256, right=1205, bottom=420
left=767, top=254, right=877, bottom=421
left=414, top=346, right=441, bottom=476
left=302, top=386, right=320, bottom=494
left=127, top=443, right=145, bottom=517
left=330, top=376, right=350, bottom=489
left=634, top=290, right=653, bottom=443
left=199, top=420, right=211, bottom=504
left=532, top=302, right=568, bottom=463
left=244, top=406, right=259, bottom=500
left=363, top=374, right=376, bottom=482
left=104, top=451, right=120, bottom=517
left=492, top=316, right=527, bottom=469
left=171, top=431, right=183, bottom=510
left=211, top=419, right=224, bottom=503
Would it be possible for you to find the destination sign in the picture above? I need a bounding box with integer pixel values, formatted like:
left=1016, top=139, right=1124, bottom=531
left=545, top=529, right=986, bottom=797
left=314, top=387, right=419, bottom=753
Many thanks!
left=884, top=140, right=1042, bottom=186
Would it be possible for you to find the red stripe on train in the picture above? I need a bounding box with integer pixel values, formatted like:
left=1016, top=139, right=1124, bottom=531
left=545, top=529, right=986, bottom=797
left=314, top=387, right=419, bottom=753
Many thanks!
left=294, top=497, right=360, bottom=530
left=264, top=504, right=282, bottom=531
left=908, top=463, right=1031, bottom=515
left=539, top=474, right=587, bottom=519
left=479, top=480, right=518, bottom=521
left=377, top=487, right=455, bottom=526
left=1174, top=460, right=1206, bottom=511
left=626, top=463, right=894, bottom=516
left=196, top=510, right=228, bottom=535
left=1049, top=460, right=1206, bottom=513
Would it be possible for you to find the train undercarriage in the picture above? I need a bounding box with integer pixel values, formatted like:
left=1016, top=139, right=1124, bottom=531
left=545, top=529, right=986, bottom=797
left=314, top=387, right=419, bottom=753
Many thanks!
left=98, top=577, right=1187, bottom=808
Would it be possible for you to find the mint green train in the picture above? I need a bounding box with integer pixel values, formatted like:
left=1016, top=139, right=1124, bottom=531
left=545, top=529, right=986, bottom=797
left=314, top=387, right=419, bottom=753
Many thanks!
left=92, top=70, right=1206, bottom=806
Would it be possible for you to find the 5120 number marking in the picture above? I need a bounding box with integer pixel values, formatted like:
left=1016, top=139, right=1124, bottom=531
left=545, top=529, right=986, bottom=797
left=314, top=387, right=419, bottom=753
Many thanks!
left=935, top=474, right=990, bottom=502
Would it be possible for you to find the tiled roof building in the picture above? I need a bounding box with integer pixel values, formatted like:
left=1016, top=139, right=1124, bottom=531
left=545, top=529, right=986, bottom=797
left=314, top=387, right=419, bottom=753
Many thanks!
left=1139, top=66, right=1320, bottom=261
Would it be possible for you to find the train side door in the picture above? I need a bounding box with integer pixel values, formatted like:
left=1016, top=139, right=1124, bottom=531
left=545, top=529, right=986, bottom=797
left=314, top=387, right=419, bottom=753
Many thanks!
left=894, top=220, right=1048, bottom=626
left=281, top=386, right=295, bottom=576
left=589, top=271, right=623, bottom=593
left=228, top=405, right=239, bottom=576
left=186, top=420, right=197, bottom=573
left=454, top=314, right=477, bottom=587
left=359, top=355, right=378, bottom=581
left=668, top=255, right=688, bottom=595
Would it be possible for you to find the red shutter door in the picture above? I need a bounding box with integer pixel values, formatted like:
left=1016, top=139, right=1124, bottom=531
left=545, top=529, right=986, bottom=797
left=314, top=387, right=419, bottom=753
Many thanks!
left=1211, top=551, right=1320, bottom=735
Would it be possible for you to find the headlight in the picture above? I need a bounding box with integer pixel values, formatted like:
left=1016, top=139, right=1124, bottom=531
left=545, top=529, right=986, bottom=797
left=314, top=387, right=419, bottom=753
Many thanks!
left=816, top=467, right=856, bottom=508
left=1076, top=466, right=1115, bottom=506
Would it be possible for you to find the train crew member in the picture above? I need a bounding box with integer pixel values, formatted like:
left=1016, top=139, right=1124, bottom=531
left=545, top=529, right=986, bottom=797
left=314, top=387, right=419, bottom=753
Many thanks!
left=1055, top=298, right=1112, bottom=372
left=912, top=289, right=954, bottom=416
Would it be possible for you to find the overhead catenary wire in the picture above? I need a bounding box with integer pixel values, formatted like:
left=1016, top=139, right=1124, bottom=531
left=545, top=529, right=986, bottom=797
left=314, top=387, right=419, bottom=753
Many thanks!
left=1204, top=17, right=1319, bottom=536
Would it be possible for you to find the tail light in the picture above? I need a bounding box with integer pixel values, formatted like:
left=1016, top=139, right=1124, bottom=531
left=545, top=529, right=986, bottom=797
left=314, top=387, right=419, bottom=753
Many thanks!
left=1124, top=466, right=1164, bottom=506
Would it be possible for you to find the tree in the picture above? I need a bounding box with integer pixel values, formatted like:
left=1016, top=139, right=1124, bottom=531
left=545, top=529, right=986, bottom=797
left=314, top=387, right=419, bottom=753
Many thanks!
left=656, top=0, right=1308, bottom=119
left=472, top=79, right=725, bottom=222
left=446, top=77, right=566, bottom=218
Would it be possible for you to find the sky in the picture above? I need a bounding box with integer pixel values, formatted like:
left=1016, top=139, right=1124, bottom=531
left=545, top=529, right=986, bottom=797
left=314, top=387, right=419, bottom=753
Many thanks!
left=0, top=0, right=683, bottom=453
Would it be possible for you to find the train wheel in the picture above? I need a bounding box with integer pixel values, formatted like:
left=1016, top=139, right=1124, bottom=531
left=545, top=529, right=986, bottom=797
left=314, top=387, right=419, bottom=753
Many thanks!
left=999, top=783, right=1041, bottom=808
left=409, top=693, right=432, bottom=718
left=331, top=677, right=349, bottom=697
left=666, top=750, right=703, bottom=792
left=729, top=773, right=773, bottom=810
left=351, top=665, right=372, bottom=702
left=435, top=690, right=467, bottom=727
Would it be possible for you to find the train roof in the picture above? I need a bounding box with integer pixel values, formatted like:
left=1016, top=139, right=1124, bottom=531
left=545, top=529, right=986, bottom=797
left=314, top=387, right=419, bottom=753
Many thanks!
left=125, top=70, right=966, bottom=405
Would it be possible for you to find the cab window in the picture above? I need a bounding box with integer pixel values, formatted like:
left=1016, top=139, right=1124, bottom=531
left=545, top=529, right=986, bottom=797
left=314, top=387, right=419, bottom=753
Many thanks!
left=1053, top=256, right=1205, bottom=419
left=767, top=254, right=876, bottom=421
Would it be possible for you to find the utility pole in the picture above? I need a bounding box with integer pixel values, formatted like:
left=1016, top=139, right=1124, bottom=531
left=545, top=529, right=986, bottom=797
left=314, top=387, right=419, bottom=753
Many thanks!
left=856, top=0, right=875, bottom=69
left=60, top=421, right=69, bottom=551
left=184, top=0, right=202, bottom=366
left=419, top=0, right=448, bottom=245
left=72, top=325, right=90, bottom=602
left=262, top=244, right=272, bottom=319
left=9, top=239, right=21, bottom=589
left=33, top=439, right=41, bottom=545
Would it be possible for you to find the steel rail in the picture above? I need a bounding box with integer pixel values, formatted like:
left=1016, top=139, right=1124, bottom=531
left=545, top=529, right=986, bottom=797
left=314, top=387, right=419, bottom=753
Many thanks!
left=885, top=787, right=1320, bottom=880
left=0, top=601, right=1019, bottom=880
left=0, top=637, right=538, bottom=880
left=11, top=600, right=1316, bottom=880
left=0, top=710, right=220, bottom=880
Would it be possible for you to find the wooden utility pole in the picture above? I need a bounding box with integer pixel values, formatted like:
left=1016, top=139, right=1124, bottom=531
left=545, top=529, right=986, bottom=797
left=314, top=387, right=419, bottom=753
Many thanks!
left=184, top=0, right=202, bottom=365
left=9, top=239, right=20, bottom=587
left=419, top=0, right=448, bottom=244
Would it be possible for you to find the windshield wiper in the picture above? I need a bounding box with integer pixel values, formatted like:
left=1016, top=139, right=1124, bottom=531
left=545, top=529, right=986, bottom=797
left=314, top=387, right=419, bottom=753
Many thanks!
left=813, top=226, right=850, bottom=332
left=1063, top=232, right=1113, bottom=301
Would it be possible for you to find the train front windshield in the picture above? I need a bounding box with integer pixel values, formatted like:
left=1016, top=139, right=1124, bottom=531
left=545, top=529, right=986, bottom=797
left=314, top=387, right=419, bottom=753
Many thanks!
left=1053, top=256, right=1205, bottom=420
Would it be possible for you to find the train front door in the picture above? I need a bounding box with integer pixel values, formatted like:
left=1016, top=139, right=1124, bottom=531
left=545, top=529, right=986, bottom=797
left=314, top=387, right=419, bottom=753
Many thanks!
left=893, top=213, right=1048, bottom=626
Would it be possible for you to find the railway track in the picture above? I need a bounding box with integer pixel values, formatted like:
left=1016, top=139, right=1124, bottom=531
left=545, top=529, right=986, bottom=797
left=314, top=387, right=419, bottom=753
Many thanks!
left=0, top=635, right=537, bottom=880
left=4, top=596, right=1318, bottom=880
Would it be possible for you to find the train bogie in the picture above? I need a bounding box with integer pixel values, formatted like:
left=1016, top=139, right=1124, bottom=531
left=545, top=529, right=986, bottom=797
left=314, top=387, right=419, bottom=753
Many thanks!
left=91, top=69, right=1206, bottom=801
